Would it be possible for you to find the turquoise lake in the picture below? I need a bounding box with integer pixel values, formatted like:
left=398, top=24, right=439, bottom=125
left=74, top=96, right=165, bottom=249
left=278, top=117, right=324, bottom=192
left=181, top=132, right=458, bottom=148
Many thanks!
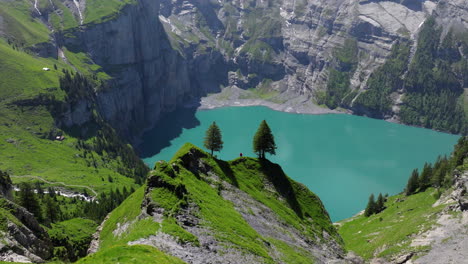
left=140, top=106, right=460, bottom=221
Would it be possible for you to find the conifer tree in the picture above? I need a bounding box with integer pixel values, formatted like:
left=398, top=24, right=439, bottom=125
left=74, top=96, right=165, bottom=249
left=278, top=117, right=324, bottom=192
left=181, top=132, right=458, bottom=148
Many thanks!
left=204, top=122, right=223, bottom=156
left=44, top=195, right=60, bottom=224
left=253, top=120, right=277, bottom=159
left=364, top=193, right=377, bottom=217
left=406, top=169, right=419, bottom=195
left=432, top=156, right=448, bottom=188
left=18, top=182, right=42, bottom=221
left=376, top=193, right=385, bottom=213
left=418, top=163, right=433, bottom=192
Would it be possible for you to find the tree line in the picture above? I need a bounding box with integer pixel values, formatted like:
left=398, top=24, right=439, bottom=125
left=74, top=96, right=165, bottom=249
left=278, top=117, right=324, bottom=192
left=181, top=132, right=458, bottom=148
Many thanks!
left=203, top=120, right=277, bottom=159
left=15, top=182, right=135, bottom=225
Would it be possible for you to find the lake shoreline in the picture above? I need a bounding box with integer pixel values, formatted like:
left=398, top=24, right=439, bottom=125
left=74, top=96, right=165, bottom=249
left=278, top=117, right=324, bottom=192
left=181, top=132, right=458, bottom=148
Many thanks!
left=196, top=86, right=345, bottom=115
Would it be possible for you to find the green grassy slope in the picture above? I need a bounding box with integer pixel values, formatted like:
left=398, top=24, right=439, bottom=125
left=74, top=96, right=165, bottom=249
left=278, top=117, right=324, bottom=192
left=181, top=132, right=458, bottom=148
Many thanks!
left=0, top=0, right=50, bottom=45
left=76, top=245, right=186, bottom=264
left=338, top=188, right=446, bottom=260
left=338, top=136, right=468, bottom=261
left=96, top=143, right=340, bottom=263
left=0, top=1, right=138, bottom=194
left=48, top=218, right=98, bottom=261
left=84, top=0, right=137, bottom=25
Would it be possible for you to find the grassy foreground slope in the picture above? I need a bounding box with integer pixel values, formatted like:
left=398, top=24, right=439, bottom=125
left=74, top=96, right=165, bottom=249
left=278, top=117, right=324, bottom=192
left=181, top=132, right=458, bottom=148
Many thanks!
left=339, top=136, right=468, bottom=262
left=76, top=245, right=185, bottom=264
left=0, top=0, right=145, bottom=194
left=93, top=143, right=343, bottom=263
left=338, top=188, right=445, bottom=260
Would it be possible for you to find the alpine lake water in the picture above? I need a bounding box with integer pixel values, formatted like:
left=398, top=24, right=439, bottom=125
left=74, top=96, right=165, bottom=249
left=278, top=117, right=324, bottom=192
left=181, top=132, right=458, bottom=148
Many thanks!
left=140, top=106, right=460, bottom=222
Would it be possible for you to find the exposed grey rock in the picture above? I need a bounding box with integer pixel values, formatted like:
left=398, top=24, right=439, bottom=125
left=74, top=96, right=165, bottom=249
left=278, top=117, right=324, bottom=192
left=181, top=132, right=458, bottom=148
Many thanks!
left=0, top=199, right=53, bottom=263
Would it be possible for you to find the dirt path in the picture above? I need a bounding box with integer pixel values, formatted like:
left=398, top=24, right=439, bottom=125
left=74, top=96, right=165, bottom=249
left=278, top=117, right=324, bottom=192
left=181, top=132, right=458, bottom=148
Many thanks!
left=11, top=175, right=98, bottom=198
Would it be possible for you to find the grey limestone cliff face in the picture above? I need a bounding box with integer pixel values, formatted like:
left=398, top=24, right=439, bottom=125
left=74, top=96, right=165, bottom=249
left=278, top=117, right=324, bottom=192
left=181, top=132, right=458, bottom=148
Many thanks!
left=61, top=0, right=212, bottom=142
left=158, top=0, right=432, bottom=92
left=158, top=0, right=467, bottom=118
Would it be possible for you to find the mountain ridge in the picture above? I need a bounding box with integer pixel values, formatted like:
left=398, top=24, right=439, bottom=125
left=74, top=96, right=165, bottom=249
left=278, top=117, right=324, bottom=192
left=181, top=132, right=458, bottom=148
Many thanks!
left=90, top=143, right=352, bottom=263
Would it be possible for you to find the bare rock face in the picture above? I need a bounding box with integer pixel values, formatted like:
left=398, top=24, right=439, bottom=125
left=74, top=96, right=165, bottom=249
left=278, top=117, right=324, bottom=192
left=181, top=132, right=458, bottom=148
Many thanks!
left=59, top=0, right=189, bottom=141
left=157, top=0, right=433, bottom=94
left=0, top=199, right=53, bottom=263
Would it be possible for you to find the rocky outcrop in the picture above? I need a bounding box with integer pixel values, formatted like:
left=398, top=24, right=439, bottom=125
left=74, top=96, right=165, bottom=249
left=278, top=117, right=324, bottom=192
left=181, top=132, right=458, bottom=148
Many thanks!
left=0, top=173, right=52, bottom=263
left=58, top=0, right=194, bottom=141
left=120, top=145, right=357, bottom=263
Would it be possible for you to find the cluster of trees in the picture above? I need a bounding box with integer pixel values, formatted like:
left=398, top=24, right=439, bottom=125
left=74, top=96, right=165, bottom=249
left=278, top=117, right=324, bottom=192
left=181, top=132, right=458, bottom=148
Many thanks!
left=320, top=39, right=359, bottom=109
left=17, top=182, right=80, bottom=225
left=82, top=187, right=134, bottom=222
left=203, top=120, right=277, bottom=159
left=406, top=136, right=468, bottom=196
left=15, top=182, right=134, bottom=225
left=14, top=181, right=133, bottom=261
left=364, top=193, right=386, bottom=217
left=59, top=70, right=97, bottom=103
left=399, top=18, right=467, bottom=134
left=354, top=41, right=410, bottom=117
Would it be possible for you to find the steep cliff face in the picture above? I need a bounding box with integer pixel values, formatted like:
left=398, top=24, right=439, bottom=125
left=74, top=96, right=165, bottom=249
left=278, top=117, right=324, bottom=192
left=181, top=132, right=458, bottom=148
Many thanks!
left=158, top=0, right=467, bottom=132
left=158, top=0, right=431, bottom=93
left=58, top=0, right=194, bottom=141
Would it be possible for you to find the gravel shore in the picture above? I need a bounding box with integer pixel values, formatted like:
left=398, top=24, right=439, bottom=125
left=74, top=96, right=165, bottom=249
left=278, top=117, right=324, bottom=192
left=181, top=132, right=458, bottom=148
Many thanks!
left=198, top=86, right=345, bottom=115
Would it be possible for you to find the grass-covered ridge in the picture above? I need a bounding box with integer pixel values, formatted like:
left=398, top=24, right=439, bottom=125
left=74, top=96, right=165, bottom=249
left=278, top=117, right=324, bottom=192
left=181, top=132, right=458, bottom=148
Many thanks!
left=97, top=143, right=343, bottom=263
left=338, top=188, right=446, bottom=260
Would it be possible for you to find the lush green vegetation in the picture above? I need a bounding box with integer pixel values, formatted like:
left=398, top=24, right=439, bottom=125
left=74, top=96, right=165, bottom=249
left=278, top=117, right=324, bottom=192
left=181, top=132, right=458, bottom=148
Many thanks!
left=321, top=39, right=359, bottom=109
left=354, top=41, right=411, bottom=116
left=400, top=18, right=467, bottom=134
left=84, top=0, right=137, bottom=25
left=49, top=0, right=79, bottom=31
left=98, top=186, right=156, bottom=249
left=76, top=245, right=185, bottom=264
left=0, top=4, right=152, bottom=260
left=0, top=0, right=50, bottom=46
left=0, top=60, right=144, bottom=194
left=99, top=143, right=339, bottom=263
left=48, top=218, right=98, bottom=262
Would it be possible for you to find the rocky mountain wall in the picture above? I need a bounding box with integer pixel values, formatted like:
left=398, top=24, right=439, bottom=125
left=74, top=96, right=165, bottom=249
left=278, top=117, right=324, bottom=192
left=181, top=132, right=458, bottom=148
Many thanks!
left=58, top=0, right=227, bottom=141
left=36, top=0, right=467, bottom=139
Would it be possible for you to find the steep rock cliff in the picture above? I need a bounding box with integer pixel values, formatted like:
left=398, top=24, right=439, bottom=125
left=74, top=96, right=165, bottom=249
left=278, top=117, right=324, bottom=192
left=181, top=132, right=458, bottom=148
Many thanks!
left=158, top=0, right=467, bottom=132
left=58, top=0, right=195, bottom=141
